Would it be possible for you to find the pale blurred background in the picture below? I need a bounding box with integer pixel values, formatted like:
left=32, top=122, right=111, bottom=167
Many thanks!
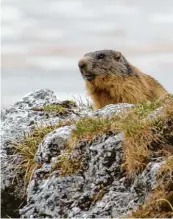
left=1, top=0, right=173, bottom=108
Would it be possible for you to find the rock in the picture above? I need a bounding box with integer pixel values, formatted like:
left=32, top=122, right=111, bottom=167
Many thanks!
left=93, top=103, right=134, bottom=118
left=20, top=133, right=163, bottom=218
left=20, top=134, right=124, bottom=218
left=131, top=160, right=164, bottom=204
left=147, top=106, right=164, bottom=120
left=1, top=89, right=59, bottom=147
left=1, top=89, right=171, bottom=218
left=1, top=89, right=85, bottom=218
left=36, top=125, right=74, bottom=163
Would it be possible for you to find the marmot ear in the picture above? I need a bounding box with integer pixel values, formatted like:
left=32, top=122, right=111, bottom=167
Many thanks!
left=114, top=51, right=121, bottom=61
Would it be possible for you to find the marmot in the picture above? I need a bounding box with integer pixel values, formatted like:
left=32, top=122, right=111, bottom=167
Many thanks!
left=78, top=49, right=168, bottom=110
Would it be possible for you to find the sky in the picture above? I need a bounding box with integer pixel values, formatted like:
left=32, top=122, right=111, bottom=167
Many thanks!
left=1, top=0, right=173, bottom=108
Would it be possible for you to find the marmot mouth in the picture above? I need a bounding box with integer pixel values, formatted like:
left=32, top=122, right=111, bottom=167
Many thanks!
left=83, top=75, right=95, bottom=81
left=80, top=70, right=95, bottom=81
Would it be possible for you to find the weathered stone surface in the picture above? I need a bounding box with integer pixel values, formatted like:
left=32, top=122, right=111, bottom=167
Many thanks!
left=1, top=89, right=86, bottom=218
left=1, top=89, right=169, bottom=218
left=20, top=134, right=163, bottom=218
left=36, top=126, right=74, bottom=163
left=1, top=89, right=59, bottom=147
left=93, top=103, right=134, bottom=118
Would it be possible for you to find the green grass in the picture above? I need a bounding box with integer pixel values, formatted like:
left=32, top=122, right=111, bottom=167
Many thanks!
left=129, top=188, right=173, bottom=218
left=72, top=117, right=115, bottom=141
left=13, top=125, right=59, bottom=187
left=52, top=149, right=82, bottom=176
left=43, top=105, right=65, bottom=113
left=133, top=100, right=162, bottom=118
left=32, top=100, right=77, bottom=114
left=129, top=96, right=173, bottom=218
left=70, top=96, right=173, bottom=175
left=12, top=119, right=74, bottom=188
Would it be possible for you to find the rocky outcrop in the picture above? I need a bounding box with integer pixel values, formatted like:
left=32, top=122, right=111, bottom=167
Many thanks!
left=20, top=134, right=162, bottom=218
left=1, top=89, right=84, bottom=218
left=1, top=89, right=172, bottom=218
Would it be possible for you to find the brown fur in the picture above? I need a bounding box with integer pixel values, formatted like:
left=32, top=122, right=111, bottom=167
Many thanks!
left=78, top=50, right=168, bottom=110
left=86, top=67, right=167, bottom=110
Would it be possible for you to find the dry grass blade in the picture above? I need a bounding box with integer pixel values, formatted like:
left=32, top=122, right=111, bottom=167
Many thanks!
left=157, top=199, right=173, bottom=211
left=12, top=125, right=60, bottom=190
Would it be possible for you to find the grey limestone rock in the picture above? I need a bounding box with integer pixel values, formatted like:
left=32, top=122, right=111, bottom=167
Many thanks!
left=93, top=103, right=134, bottom=118
left=1, top=89, right=84, bottom=218
left=20, top=133, right=163, bottom=218
left=36, top=125, right=74, bottom=163
left=1, top=88, right=167, bottom=218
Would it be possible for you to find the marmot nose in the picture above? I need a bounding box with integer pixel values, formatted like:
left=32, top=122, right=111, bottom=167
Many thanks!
left=78, top=59, right=88, bottom=69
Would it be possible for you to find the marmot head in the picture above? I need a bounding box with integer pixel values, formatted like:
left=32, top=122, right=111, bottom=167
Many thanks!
left=78, top=50, right=132, bottom=81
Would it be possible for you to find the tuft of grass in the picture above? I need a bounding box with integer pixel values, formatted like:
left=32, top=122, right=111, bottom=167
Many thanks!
left=13, top=120, right=73, bottom=189
left=118, top=113, right=155, bottom=174
left=129, top=188, right=173, bottom=218
left=163, top=95, right=173, bottom=118
left=53, top=150, right=82, bottom=176
left=60, top=100, right=77, bottom=108
left=129, top=117, right=173, bottom=218
left=63, top=101, right=160, bottom=175
left=43, top=105, right=65, bottom=113
left=72, top=117, right=115, bottom=141
left=52, top=116, right=120, bottom=177
left=133, top=100, right=162, bottom=118
left=118, top=96, right=173, bottom=175
left=158, top=156, right=173, bottom=183
left=13, top=125, right=59, bottom=188
left=64, top=95, right=173, bottom=176
left=32, top=100, right=77, bottom=114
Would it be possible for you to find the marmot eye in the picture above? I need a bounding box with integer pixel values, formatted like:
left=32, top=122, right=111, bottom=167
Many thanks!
left=97, top=53, right=105, bottom=59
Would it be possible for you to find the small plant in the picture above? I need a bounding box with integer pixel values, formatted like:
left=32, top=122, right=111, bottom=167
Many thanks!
left=13, top=118, right=74, bottom=189
left=32, top=100, right=77, bottom=114
left=128, top=95, right=173, bottom=218
left=61, top=100, right=77, bottom=108
left=64, top=95, right=173, bottom=176
left=55, top=151, right=82, bottom=176
left=118, top=111, right=156, bottom=174
left=120, top=95, right=173, bottom=175
left=72, top=117, right=114, bottom=141
left=133, top=99, right=162, bottom=118
left=43, top=104, right=65, bottom=113
left=158, top=156, right=173, bottom=183
left=13, top=125, right=60, bottom=188
left=129, top=189, right=173, bottom=218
